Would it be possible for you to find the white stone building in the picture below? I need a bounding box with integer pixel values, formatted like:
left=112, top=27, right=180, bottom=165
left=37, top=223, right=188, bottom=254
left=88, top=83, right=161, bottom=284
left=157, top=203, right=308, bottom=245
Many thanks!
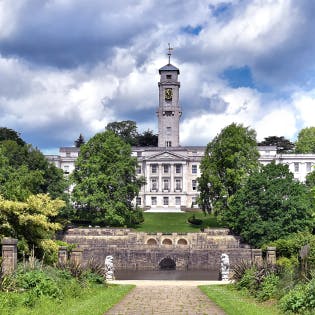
left=46, top=58, right=315, bottom=210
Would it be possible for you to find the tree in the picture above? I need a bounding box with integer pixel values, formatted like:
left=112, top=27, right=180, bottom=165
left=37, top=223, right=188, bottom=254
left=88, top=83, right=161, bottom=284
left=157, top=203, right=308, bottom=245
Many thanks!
left=0, top=194, right=64, bottom=255
left=137, top=129, right=158, bottom=146
left=0, top=140, right=68, bottom=201
left=71, top=130, right=145, bottom=226
left=223, top=162, right=314, bottom=247
left=295, top=127, right=315, bottom=153
left=105, top=120, right=139, bottom=146
left=74, top=133, right=85, bottom=147
left=0, top=127, right=26, bottom=146
left=198, top=123, right=260, bottom=215
left=258, top=136, right=294, bottom=153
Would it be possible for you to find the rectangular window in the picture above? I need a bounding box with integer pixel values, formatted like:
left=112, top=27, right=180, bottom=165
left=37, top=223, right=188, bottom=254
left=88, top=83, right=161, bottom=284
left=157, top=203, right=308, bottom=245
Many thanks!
left=163, top=178, right=170, bottom=190
left=294, top=162, right=299, bottom=172
left=192, top=165, right=197, bottom=174
left=166, top=141, right=172, bottom=147
left=192, top=180, right=197, bottom=191
left=163, top=164, right=169, bottom=173
left=175, top=197, right=181, bottom=205
left=151, top=197, right=157, bottom=205
left=66, top=152, right=71, bottom=157
left=166, top=75, right=172, bottom=80
left=151, top=178, right=158, bottom=190
left=151, top=164, right=157, bottom=174
left=175, top=178, right=181, bottom=190
left=136, top=197, right=141, bottom=206
left=137, top=166, right=141, bottom=174
left=63, top=165, right=69, bottom=174
left=306, top=162, right=312, bottom=172
left=175, top=164, right=181, bottom=173
left=163, top=197, right=169, bottom=205
left=166, top=127, right=172, bottom=135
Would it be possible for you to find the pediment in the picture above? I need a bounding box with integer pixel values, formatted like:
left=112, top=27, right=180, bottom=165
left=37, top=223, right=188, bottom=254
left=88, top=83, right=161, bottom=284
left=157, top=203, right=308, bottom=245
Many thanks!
left=144, top=150, right=188, bottom=161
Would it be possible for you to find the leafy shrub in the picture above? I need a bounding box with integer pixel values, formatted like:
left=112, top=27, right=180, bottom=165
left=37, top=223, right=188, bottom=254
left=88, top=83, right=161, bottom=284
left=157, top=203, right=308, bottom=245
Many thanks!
left=188, top=215, right=203, bottom=226
left=280, top=278, right=315, bottom=313
left=232, top=260, right=253, bottom=282
left=236, top=268, right=257, bottom=292
left=256, top=274, right=279, bottom=301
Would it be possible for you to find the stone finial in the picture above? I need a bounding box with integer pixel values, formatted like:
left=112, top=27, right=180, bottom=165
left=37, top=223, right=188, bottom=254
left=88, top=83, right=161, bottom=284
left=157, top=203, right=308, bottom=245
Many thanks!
left=105, top=255, right=115, bottom=281
left=58, top=246, right=68, bottom=265
left=220, top=253, right=230, bottom=281
left=251, top=249, right=263, bottom=265
left=70, top=248, right=83, bottom=265
left=266, top=247, right=276, bottom=265
left=1, top=237, right=18, bottom=274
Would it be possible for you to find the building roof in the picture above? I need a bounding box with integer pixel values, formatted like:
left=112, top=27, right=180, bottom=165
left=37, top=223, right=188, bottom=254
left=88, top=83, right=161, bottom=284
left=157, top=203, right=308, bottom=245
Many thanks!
left=159, top=63, right=180, bottom=74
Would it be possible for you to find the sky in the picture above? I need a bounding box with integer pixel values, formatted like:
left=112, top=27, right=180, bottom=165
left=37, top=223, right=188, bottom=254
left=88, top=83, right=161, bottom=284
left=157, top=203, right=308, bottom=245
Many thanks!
left=1, top=0, right=315, bottom=154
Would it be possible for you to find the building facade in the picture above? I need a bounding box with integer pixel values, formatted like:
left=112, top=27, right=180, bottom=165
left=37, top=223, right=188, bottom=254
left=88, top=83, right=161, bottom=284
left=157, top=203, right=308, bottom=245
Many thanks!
left=46, top=60, right=315, bottom=210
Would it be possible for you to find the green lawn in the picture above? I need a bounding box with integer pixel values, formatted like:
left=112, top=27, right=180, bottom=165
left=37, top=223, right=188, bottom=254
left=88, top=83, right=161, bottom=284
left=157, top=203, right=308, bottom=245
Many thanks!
left=134, top=212, right=222, bottom=233
left=200, top=285, right=283, bottom=315
left=0, top=284, right=134, bottom=315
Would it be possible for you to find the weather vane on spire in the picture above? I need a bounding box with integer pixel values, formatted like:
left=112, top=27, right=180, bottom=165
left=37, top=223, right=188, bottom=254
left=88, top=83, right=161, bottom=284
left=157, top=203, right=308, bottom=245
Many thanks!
left=167, top=43, right=173, bottom=64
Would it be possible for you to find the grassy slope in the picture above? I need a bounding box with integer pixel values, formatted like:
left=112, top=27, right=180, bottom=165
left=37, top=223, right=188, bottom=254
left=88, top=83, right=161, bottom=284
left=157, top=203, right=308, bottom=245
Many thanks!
left=200, top=285, right=282, bottom=315
left=134, top=212, right=222, bottom=233
left=2, top=284, right=134, bottom=315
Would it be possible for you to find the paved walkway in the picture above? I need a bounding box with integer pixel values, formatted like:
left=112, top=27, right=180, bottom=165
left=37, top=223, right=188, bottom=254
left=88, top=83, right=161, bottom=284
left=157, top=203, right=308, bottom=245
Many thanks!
left=105, top=280, right=227, bottom=315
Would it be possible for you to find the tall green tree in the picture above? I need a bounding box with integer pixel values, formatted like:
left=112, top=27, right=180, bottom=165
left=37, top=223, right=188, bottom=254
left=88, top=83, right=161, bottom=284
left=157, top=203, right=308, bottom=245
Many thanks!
left=0, top=140, right=68, bottom=201
left=74, top=133, right=85, bottom=147
left=105, top=120, right=139, bottom=146
left=0, top=127, right=26, bottom=146
left=198, top=123, right=259, bottom=215
left=258, top=136, right=294, bottom=153
left=295, top=127, right=315, bottom=153
left=71, top=130, right=145, bottom=226
left=137, top=129, right=158, bottom=146
left=223, top=162, right=314, bottom=247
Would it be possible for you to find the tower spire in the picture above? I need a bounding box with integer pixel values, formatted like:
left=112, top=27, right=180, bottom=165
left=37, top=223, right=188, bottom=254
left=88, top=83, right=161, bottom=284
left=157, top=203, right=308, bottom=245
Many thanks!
left=167, top=43, right=173, bottom=64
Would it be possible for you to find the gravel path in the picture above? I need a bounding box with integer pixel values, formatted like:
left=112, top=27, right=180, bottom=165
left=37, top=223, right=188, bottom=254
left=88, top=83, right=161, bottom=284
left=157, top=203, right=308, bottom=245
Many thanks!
left=105, top=280, right=227, bottom=315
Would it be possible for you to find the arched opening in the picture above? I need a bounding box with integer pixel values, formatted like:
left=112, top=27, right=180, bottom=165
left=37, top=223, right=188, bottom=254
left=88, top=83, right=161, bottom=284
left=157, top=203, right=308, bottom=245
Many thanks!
left=159, top=257, right=176, bottom=270
left=162, top=238, right=172, bottom=245
left=147, top=238, right=158, bottom=245
left=177, top=238, right=188, bottom=245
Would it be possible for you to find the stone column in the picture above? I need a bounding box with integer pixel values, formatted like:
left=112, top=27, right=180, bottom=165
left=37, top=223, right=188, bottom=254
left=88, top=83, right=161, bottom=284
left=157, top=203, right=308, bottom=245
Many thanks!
left=1, top=238, right=18, bottom=274
left=70, top=248, right=83, bottom=265
left=266, top=247, right=276, bottom=265
left=58, top=246, right=68, bottom=264
left=251, top=249, right=262, bottom=265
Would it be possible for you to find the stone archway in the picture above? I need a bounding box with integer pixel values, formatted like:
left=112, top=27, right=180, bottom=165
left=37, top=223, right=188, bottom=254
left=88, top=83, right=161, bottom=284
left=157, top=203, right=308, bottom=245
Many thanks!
left=147, top=238, right=158, bottom=245
left=162, top=238, right=172, bottom=245
left=177, top=238, right=188, bottom=245
left=159, top=257, right=176, bottom=270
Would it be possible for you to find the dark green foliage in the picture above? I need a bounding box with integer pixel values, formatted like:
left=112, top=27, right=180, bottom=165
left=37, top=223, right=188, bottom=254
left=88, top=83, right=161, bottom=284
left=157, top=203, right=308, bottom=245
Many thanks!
left=233, top=263, right=280, bottom=302
left=74, top=133, right=85, bottom=147
left=259, top=136, right=294, bottom=153
left=106, top=120, right=158, bottom=146
left=0, top=139, right=68, bottom=202
left=280, top=278, right=315, bottom=314
left=0, top=127, right=26, bottom=146
left=187, top=214, right=203, bottom=226
left=223, top=162, right=314, bottom=247
left=198, top=123, right=259, bottom=215
left=71, top=130, right=145, bottom=226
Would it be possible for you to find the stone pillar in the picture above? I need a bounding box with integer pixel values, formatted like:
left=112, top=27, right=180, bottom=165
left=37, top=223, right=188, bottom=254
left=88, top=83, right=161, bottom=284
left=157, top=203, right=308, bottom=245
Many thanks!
left=70, top=248, right=83, bottom=265
left=266, top=247, right=276, bottom=265
left=58, top=246, right=68, bottom=264
left=1, top=238, right=18, bottom=274
left=251, top=249, right=263, bottom=265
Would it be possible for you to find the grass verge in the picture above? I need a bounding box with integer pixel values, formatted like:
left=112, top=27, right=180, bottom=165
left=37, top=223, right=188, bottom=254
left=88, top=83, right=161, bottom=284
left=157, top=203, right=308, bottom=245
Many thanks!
left=199, top=284, right=283, bottom=315
left=1, top=284, right=134, bottom=315
left=135, top=212, right=222, bottom=232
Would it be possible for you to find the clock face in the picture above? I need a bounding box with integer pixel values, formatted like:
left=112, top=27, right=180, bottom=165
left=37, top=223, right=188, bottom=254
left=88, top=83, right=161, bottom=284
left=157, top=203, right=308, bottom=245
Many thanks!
left=165, top=88, right=172, bottom=101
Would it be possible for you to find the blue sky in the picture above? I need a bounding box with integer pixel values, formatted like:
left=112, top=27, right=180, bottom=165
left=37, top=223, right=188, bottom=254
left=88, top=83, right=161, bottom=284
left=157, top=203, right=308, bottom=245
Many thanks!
left=1, top=0, right=315, bottom=154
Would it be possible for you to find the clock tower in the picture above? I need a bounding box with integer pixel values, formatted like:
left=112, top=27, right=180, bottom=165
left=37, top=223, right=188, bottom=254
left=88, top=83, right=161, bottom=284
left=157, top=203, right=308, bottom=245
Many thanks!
left=157, top=44, right=181, bottom=147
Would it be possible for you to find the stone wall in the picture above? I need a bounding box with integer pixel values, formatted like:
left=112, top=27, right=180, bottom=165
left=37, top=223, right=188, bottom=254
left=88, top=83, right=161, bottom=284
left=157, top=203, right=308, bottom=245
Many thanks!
left=62, top=228, right=255, bottom=271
